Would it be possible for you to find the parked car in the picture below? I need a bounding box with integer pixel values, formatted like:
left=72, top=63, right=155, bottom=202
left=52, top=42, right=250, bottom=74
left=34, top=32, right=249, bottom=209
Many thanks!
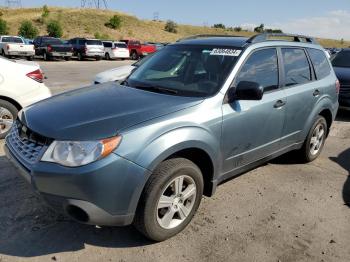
left=146, top=42, right=165, bottom=51
left=0, top=57, right=51, bottom=138
left=120, top=39, right=157, bottom=60
left=102, top=41, right=130, bottom=60
left=331, top=48, right=350, bottom=109
left=69, top=38, right=104, bottom=61
left=94, top=54, right=153, bottom=84
left=33, top=36, right=73, bottom=61
left=0, top=35, right=35, bottom=60
left=5, top=34, right=338, bottom=241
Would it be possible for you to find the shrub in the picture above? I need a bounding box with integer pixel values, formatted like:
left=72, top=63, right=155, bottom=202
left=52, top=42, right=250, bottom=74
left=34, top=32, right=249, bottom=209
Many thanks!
left=254, top=24, right=265, bottom=33
left=46, top=20, right=63, bottom=38
left=213, top=23, right=226, bottom=29
left=105, top=14, right=122, bottom=29
left=94, top=32, right=110, bottom=40
left=0, top=18, right=8, bottom=35
left=234, top=26, right=242, bottom=32
left=18, top=20, right=39, bottom=39
left=164, top=20, right=177, bottom=33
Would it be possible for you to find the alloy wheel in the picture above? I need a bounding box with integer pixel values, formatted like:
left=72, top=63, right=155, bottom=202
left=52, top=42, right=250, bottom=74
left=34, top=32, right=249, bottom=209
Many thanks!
left=156, top=175, right=197, bottom=229
left=309, top=123, right=325, bottom=156
left=0, top=107, right=14, bottom=135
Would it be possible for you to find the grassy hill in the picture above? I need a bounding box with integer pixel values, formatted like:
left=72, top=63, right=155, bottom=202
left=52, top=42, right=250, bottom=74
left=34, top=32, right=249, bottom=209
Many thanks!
left=0, top=7, right=349, bottom=48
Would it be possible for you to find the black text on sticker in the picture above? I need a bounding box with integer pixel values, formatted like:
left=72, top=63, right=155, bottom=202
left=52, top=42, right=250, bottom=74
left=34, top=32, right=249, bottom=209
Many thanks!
left=210, top=49, right=242, bottom=56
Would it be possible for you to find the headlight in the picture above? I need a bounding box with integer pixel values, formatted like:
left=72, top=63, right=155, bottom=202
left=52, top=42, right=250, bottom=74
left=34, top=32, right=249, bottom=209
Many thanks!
left=41, top=136, right=122, bottom=167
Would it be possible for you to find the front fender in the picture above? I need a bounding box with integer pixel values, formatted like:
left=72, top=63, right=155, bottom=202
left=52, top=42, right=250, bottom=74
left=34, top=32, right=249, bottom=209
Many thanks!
left=134, top=126, right=220, bottom=174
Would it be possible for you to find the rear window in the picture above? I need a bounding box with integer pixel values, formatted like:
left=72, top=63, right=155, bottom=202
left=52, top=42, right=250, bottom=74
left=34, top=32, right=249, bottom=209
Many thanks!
left=282, top=48, right=312, bottom=86
left=43, top=38, right=63, bottom=45
left=115, top=43, right=127, bottom=48
left=307, top=48, right=331, bottom=80
left=2, top=37, right=23, bottom=43
left=103, top=42, right=113, bottom=48
left=86, top=40, right=102, bottom=46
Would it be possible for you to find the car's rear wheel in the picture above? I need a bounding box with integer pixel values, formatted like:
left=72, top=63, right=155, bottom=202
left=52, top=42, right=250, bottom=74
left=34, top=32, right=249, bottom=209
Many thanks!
left=299, top=115, right=328, bottom=162
left=105, top=53, right=110, bottom=60
left=0, top=100, right=18, bottom=139
left=27, top=56, right=34, bottom=61
left=134, top=158, right=203, bottom=241
left=64, top=56, right=71, bottom=61
left=43, top=52, right=50, bottom=61
left=131, top=51, right=139, bottom=60
left=96, top=56, right=101, bottom=61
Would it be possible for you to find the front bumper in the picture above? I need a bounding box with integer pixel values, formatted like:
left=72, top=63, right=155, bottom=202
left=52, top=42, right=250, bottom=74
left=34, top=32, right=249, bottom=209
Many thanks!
left=5, top=143, right=150, bottom=226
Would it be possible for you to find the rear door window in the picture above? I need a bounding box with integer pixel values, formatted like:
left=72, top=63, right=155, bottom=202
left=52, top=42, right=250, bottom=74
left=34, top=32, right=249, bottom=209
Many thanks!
left=307, top=48, right=331, bottom=80
left=103, top=42, right=113, bottom=48
left=282, top=48, right=312, bottom=86
left=235, top=48, right=279, bottom=92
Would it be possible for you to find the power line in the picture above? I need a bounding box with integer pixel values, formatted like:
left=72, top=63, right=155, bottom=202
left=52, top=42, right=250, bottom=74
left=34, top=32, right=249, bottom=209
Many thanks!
left=4, top=0, right=22, bottom=8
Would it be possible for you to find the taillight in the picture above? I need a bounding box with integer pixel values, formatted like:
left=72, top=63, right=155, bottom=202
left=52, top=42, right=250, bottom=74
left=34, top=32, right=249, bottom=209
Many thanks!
left=47, top=44, right=52, bottom=52
left=26, top=69, right=44, bottom=83
left=84, top=46, right=87, bottom=53
left=336, top=79, right=340, bottom=94
left=6, top=44, right=10, bottom=50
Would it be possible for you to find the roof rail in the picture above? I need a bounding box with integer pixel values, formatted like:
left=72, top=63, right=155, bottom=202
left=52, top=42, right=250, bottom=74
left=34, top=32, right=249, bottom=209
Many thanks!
left=177, top=34, right=244, bottom=42
left=247, top=33, right=318, bottom=44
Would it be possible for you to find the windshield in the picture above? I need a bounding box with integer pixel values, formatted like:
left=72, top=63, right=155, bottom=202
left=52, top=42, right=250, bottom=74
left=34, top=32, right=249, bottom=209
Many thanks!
left=332, top=50, right=350, bottom=68
left=2, top=37, right=24, bottom=43
left=127, top=45, right=241, bottom=97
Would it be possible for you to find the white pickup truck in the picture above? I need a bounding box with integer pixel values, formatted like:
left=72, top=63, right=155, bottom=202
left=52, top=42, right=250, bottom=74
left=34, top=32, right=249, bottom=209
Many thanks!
left=0, top=36, right=35, bottom=60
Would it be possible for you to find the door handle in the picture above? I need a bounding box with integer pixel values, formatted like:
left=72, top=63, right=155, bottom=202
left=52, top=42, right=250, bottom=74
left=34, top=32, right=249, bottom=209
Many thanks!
left=313, top=89, right=320, bottom=97
left=274, top=100, right=286, bottom=108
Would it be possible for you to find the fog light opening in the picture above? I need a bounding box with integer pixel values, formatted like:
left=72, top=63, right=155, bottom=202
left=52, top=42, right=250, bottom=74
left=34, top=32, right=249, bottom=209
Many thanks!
left=66, top=205, right=89, bottom=223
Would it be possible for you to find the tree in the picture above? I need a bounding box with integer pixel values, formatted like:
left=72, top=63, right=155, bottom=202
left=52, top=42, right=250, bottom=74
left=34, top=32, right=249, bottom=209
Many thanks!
left=18, top=20, right=39, bottom=39
left=42, top=5, right=50, bottom=19
left=46, top=20, right=63, bottom=38
left=234, top=26, right=242, bottom=32
left=213, top=23, right=226, bottom=29
left=164, top=20, right=178, bottom=33
left=0, top=18, right=8, bottom=35
left=254, top=24, right=265, bottom=33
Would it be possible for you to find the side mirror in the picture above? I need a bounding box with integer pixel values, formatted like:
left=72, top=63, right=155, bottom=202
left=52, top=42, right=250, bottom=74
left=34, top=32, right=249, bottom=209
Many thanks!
left=227, top=81, right=264, bottom=103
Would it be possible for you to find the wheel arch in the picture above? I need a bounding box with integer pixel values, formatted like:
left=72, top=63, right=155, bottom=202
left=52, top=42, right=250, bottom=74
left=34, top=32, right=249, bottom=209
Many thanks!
left=0, top=95, right=22, bottom=111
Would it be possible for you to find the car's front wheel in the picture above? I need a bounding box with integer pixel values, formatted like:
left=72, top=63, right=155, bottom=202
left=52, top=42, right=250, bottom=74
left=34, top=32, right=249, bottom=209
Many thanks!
left=134, top=158, right=203, bottom=241
left=0, top=99, right=18, bottom=139
left=299, top=115, right=328, bottom=162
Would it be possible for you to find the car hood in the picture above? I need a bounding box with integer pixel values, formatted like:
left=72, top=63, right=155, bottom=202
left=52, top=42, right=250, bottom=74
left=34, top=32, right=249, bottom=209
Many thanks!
left=334, top=66, right=350, bottom=85
left=21, top=82, right=203, bottom=140
left=94, top=65, right=135, bottom=83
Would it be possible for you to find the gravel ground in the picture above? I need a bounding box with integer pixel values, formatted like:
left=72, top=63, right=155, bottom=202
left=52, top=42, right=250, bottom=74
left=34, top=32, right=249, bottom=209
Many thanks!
left=0, top=60, right=349, bottom=262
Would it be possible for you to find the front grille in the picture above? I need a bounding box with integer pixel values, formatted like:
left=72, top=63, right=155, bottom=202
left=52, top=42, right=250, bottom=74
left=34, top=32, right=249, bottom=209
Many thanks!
left=6, top=122, right=48, bottom=165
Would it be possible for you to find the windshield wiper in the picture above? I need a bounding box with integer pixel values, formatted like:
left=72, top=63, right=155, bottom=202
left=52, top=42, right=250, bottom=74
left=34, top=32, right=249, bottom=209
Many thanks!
left=132, top=84, right=178, bottom=95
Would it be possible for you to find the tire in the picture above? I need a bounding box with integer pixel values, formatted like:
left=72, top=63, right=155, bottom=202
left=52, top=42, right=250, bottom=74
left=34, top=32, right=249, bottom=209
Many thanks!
left=43, top=52, right=50, bottom=61
left=1, top=50, right=7, bottom=58
left=134, top=158, right=204, bottom=241
left=298, top=115, right=328, bottom=163
left=27, top=56, right=34, bottom=61
left=64, top=56, right=71, bottom=61
left=96, top=56, right=101, bottom=61
left=78, top=53, right=83, bottom=61
left=0, top=99, right=18, bottom=139
left=131, top=51, right=139, bottom=60
left=105, top=53, right=110, bottom=60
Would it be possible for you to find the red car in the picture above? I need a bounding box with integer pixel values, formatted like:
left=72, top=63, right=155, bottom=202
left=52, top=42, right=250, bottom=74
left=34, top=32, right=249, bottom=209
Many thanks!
left=120, top=39, right=157, bottom=60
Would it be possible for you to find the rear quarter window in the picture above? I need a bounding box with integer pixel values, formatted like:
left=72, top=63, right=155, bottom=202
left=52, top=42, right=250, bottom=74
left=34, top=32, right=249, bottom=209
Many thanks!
left=307, top=48, right=331, bottom=80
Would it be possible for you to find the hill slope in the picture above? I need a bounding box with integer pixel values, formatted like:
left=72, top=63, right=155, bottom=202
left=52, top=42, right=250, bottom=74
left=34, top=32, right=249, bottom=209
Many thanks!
left=0, top=7, right=348, bottom=47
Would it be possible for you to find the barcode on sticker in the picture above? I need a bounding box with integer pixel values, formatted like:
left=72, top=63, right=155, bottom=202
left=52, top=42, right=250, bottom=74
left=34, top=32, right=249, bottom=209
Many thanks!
left=210, top=49, right=242, bottom=56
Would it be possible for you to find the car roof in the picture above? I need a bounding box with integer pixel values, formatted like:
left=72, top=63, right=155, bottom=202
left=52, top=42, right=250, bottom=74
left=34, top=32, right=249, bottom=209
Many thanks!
left=175, top=37, right=249, bottom=47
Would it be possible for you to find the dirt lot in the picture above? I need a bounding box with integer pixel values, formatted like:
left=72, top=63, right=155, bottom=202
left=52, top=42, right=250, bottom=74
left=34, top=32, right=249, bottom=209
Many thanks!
left=0, top=61, right=349, bottom=262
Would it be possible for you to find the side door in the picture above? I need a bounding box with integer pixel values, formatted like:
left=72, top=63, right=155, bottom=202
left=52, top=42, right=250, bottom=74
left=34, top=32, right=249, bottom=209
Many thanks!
left=279, top=47, right=320, bottom=147
left=221, top=48, right=286, bottom=174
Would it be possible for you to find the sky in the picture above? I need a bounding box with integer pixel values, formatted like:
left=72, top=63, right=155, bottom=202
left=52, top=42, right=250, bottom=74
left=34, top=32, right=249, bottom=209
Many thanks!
left=12, top=0, right=350, bottom=40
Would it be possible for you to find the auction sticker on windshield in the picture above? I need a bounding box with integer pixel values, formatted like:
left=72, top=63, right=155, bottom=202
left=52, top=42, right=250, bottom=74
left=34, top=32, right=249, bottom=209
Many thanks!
left=210, top=48, right=242, bottom=56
